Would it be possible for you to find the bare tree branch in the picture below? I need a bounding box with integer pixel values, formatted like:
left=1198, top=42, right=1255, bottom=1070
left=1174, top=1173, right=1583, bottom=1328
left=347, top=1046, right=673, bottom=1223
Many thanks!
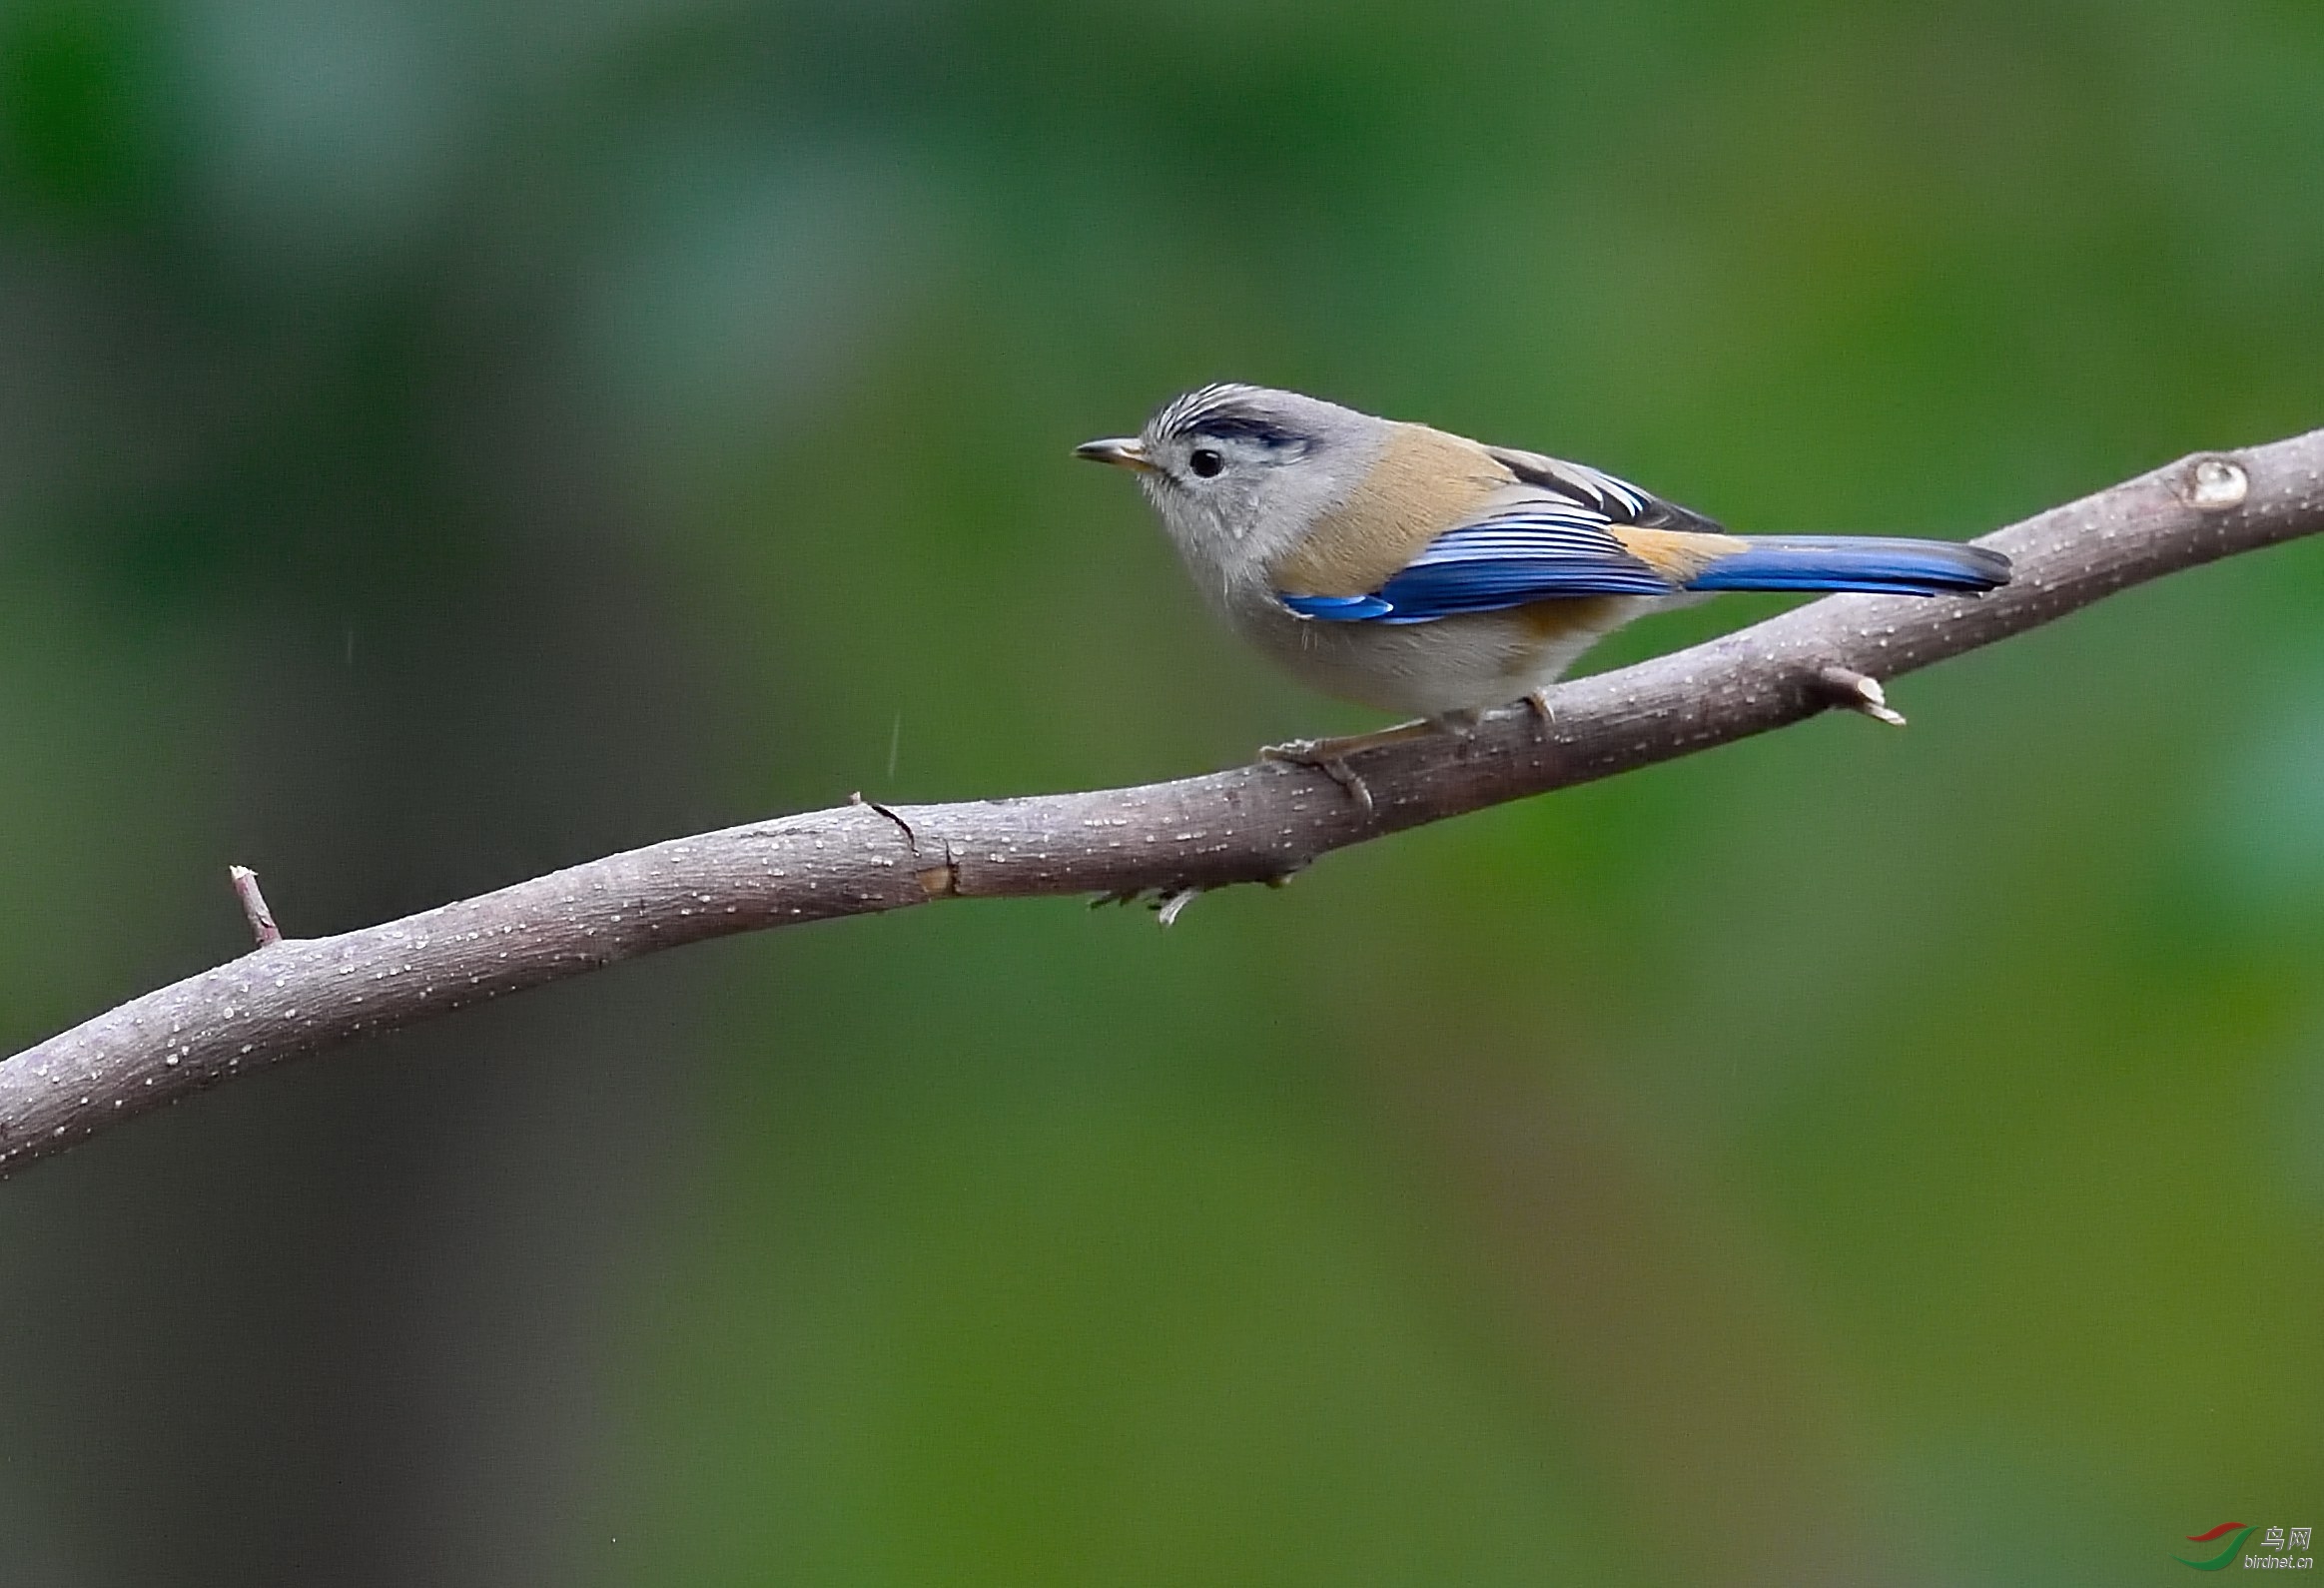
left=3, top=435, right=2319, bottom=1178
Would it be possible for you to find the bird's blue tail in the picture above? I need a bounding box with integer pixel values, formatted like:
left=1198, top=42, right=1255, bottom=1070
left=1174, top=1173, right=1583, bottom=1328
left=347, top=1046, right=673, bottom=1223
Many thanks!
left=1683, top=535, right=2010, bottom=597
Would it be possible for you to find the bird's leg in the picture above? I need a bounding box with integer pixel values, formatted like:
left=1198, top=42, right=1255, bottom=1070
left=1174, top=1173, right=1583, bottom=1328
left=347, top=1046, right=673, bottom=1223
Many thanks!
left=1261, top=719, right=1446, bottom=766
left=1260, top=718, right=1455, bottom=813
left=1522, top=689, right=1556, bottom=728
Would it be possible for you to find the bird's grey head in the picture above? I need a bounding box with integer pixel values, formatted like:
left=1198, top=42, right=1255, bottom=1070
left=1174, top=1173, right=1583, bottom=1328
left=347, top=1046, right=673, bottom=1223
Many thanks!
left=1075, top=384, right=1385, bottom=566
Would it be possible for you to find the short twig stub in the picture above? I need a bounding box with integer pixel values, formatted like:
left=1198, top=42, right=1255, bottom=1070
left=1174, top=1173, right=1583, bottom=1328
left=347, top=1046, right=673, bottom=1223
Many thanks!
left=1815, top=665, right=1909, bottom=728
left=228, top=865, right=284, bottom=948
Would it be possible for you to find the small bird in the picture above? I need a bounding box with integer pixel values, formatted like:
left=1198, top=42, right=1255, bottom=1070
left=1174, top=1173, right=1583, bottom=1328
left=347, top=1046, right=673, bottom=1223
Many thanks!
left=1077, top=383, right=2009, bottom=783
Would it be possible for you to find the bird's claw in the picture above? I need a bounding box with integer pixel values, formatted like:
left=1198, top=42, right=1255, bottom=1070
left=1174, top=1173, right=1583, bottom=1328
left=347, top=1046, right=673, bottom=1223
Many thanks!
left=1088, top=884, right=1205, bottom=926
left=1154, top=887, right=1201, bottom=927
left=1260, top=740, right=1375, bottom=813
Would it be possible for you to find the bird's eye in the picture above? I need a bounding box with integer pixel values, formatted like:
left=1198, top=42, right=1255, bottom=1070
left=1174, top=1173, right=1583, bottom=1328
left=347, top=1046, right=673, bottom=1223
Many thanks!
left=1188, top=447, right=1224, bottom=478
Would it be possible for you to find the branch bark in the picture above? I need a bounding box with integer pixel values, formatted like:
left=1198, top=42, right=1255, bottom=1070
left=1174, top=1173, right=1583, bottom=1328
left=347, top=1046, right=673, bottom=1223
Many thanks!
left=4, top=434, right=2320, bottom=1178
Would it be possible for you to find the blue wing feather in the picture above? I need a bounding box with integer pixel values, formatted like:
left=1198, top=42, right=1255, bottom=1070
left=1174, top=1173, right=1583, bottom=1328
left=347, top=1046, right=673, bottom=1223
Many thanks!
left=1276, top=593, right=1398, bottom=620
left=1278, top=506, right=1674, bottom=624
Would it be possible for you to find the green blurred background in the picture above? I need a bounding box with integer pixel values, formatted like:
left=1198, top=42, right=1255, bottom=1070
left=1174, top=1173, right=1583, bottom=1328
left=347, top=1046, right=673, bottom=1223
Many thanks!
left=0, top=1, right=2318, bottom=1583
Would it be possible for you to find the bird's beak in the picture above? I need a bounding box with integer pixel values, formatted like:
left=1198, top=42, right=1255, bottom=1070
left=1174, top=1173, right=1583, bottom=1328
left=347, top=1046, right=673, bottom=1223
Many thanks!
left=1074, top=436, right=1156, bottom=472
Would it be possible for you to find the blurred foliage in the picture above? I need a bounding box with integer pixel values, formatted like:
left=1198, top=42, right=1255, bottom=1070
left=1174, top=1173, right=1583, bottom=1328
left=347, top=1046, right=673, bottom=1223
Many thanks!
left=0, top=1, right=2319, bottom=1584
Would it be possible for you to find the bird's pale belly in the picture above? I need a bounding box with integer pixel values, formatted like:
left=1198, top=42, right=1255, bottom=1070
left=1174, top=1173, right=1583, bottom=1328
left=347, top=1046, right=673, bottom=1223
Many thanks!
left=1245, top=595, right=1663, bottom=719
